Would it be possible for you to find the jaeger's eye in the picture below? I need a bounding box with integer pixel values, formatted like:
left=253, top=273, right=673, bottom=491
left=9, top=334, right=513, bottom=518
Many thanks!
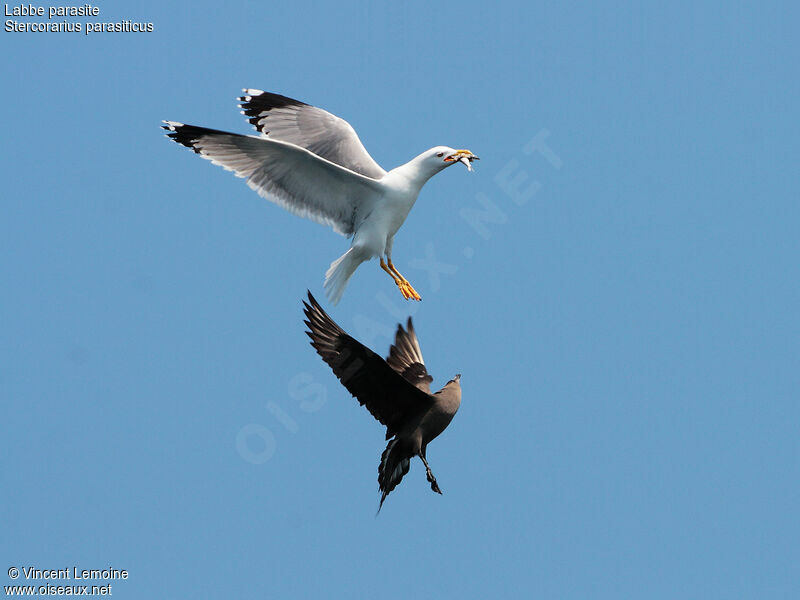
left=436, top=152, right=444, bottom=157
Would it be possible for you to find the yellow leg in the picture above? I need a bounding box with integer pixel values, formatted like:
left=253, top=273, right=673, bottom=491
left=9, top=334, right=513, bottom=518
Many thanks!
left=380, top=258, right=420, bottom=300
left=380, top=258, right=401, bottom=284
left=387, top=259, right=421, bottom=301
left=381, top=258, right=411, bottom=300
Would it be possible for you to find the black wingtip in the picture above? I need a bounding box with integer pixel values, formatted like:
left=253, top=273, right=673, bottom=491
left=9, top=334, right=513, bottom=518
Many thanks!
left=239, top=89, right=308, bottom=132
left=304, top=293, right=319, bottom=319
left=302, top=303, right=316, bottom=329
left=305, top=290, right=332, bottom=319
left=160, top=121, right=206, bottom=154
left=302, top=291, right=345, bottom=343
left=239, top=89, right=307, bottom=110
left=377, top=493, right=387, bottom=516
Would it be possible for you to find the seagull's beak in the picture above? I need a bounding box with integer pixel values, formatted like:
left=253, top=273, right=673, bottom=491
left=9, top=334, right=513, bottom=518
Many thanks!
left=444, top=149, right=479, bottom=172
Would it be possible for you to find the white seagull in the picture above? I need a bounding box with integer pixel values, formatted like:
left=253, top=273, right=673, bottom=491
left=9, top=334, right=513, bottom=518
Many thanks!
left=162, top=89, right=478, bottom=304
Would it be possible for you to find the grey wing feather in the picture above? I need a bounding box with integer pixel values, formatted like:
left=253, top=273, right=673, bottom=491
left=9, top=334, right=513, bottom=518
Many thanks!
left=162, top=121, right=381, bottom=236
left=385, top=318, right=434, bottom=393
left=239, top=89, right=387, bottom=180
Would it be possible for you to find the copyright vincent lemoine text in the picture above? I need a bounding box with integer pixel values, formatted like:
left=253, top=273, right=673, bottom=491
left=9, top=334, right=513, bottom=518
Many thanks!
left=6, top=566, right=129, bottom=596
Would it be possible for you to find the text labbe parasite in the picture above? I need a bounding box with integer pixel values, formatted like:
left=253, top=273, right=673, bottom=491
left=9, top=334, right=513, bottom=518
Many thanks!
left=4, top=4, right=100, bottom=18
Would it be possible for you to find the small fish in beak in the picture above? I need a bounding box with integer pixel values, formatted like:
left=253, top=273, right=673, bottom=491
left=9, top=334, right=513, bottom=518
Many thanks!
left=446, top=149, right=480, bottom=172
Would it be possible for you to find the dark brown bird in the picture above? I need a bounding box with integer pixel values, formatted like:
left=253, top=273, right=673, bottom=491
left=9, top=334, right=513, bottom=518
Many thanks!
left=302, top=291, right=461, bottom=511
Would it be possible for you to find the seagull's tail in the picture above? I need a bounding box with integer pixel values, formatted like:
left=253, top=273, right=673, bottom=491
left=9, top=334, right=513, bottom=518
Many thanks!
left=377, top=438, right=410, bottom=513
left=324, top=248, right=361, bottom=305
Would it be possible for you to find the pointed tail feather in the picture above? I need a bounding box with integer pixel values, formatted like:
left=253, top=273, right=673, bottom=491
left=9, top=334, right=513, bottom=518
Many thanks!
left=377, top=438, right=411, bottom=512
left=324, top=248, right=361, bottom=305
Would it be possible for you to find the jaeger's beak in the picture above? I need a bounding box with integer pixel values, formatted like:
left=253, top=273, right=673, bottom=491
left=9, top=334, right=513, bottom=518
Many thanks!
left=444, top=149, right=479, bottom=172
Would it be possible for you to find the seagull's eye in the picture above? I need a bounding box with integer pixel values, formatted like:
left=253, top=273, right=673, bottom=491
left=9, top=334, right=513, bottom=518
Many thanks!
left=436, top=152, right=444, bottom=157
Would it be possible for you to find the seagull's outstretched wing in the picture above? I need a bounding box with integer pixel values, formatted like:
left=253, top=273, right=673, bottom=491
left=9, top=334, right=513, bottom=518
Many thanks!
left=239, top=89, right=387, bottom=180
left=385, top=318, right=434, bottom=393
left=162, top=122, right=383, bottom=236
left=303, top=292, right=432, bottom=438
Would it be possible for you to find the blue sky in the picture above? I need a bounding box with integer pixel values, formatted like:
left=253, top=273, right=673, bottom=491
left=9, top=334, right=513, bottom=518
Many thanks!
left=3, top=1, right=799, bottom=598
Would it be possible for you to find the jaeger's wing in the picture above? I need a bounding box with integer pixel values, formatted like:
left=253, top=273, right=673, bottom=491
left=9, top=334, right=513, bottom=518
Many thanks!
left=303, top=292, right=432, bottom=438
left=385, top=318, right=434, bottom=394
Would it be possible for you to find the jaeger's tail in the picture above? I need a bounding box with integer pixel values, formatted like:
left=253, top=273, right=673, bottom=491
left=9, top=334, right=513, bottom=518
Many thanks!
left=377, top=438, right=411, bottom=513
left=324, top=248, right=361, bottom=305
